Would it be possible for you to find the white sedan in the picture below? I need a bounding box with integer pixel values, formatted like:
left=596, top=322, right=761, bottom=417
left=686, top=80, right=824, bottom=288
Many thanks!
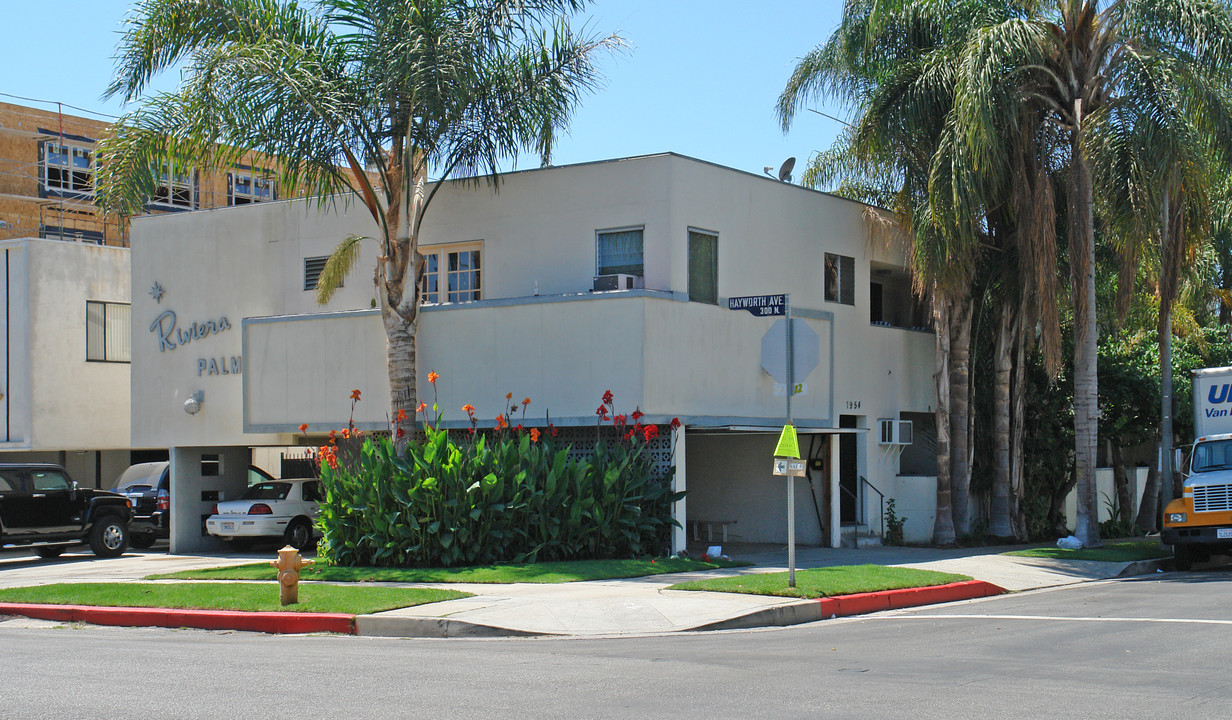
left=205, top=478, right=322, bottom=551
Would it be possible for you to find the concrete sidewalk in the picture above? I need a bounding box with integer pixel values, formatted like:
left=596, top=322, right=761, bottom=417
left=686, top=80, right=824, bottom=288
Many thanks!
left=0, top=542, right=1169, bottom=638
left=353, top=543, right=1167, bottom=638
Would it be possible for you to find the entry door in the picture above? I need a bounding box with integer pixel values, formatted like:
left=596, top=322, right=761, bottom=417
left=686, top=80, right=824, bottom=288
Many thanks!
left=839, top=415, right=859, bottom=523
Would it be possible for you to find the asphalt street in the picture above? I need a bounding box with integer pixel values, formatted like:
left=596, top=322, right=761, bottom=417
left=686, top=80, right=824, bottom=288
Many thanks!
left=3, top=568, right=1229, bottom=719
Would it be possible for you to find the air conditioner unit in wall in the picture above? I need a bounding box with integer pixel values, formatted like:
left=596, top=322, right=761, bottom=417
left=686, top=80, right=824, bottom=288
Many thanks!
left=593, top=273, right=644, bottom=291
left=878, top=419, right=913, bottom=445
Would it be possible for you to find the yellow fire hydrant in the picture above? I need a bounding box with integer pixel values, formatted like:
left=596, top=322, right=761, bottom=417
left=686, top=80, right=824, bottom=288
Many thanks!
left=270, top=545, right=314, bottom=606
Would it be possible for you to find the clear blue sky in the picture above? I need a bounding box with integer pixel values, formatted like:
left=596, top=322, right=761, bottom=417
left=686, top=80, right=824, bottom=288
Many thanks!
left=1, top=1, right=847, bottom=180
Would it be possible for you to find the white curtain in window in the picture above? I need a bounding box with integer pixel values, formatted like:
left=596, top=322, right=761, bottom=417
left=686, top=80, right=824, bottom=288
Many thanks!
left=106, top=304, right=131, bottom=362
left=86, top=302, right=106, bottom=361
left=597, top=229, right=644, bottom=276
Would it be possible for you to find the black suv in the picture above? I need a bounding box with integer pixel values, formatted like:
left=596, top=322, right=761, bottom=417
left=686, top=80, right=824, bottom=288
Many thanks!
left=0, top=463, right=132, bottom=558
left=111, top=461, right=170, bottom=549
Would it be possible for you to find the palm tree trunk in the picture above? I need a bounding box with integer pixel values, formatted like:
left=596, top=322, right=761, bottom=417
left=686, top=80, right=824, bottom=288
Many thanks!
left=1135, top=462, right=1161, bottom=533
left=1011, top=315, right=1028, bottom=540
left=1070, top=117, right=1101, bottom=548
left=932, top=293, right=956, bottom=545
left=382, top=305, right=418, bottom=421
left=1110, top=442, right=1133, bottom=526
left=988, top=301, right=1015, bottom=539
left=949, top=293, right=974, bottom=536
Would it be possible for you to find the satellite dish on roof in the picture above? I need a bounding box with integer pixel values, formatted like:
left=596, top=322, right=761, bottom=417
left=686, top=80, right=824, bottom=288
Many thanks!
left=777, top=157, right=796, bottom=183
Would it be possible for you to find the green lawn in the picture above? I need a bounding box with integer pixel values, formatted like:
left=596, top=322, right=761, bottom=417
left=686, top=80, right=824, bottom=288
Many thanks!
left=1003, top=540, right=1172, bottom=563
left=667, top=564, right=971, bottom=600
left=150, top=557, right=747, bottom=584
left=0, top=583, right=468, bottom=614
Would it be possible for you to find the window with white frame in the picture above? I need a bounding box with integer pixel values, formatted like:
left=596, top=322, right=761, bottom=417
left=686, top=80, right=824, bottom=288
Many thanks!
left=151, top=164, right=197, bottom=209
left=42, top=140, right=95, bottom=195
left=229, top=169, right=277, bottom=205
left=596, top=227, right=644, bottom=277
left=86, top=301, right=131, bottom=363
left=420, top=244, right=482, bottom=303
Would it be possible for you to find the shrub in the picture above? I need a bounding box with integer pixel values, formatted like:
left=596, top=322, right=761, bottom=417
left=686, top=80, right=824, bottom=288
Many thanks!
left=316, top=426, right=683, bottom=567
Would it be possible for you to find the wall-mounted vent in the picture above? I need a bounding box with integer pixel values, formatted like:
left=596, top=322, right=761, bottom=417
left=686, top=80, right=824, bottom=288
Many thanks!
left=593, top=273, right=644, bottom=292
left=304, top=256, right=330, bottom=291
left=878, top=419, right=913, bottom=445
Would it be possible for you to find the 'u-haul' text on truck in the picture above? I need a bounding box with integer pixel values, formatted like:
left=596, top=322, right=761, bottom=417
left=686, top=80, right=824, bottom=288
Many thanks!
left=1162, top=367, right=1232, bottom=570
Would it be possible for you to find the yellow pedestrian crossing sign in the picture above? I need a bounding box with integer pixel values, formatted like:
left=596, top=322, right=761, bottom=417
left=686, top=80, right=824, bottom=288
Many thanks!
left=774, top=424, right=800, bottom=459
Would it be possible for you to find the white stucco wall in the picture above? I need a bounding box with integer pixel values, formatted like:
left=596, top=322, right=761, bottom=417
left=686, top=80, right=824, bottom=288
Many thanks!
left=0, top=238, right=130, bottom=452
left=130, top=200, right=379, bottom=448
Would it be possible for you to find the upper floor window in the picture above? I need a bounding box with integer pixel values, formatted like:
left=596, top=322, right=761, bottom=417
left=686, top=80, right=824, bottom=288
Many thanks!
left=825, top=253, right=855, bottom=305
left=229, top=169, right=277, bottom=205
left=688, top=228, right=718, bottom=304
left=43, top=141, right=94, bottom=195
left=596, top=227, right=644, bottom=277
left=86, top=301, right=131, bottom=363
left=421, top=244, right=482, bottom=304
left=151, top=164, right=197, bottom=209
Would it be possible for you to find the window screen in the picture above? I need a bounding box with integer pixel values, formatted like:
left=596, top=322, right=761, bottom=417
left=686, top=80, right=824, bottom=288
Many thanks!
left=688, top=229, right=718, bottom=304
left=825, top=253, right=855, bottom=305
left=597, top=228, right=644, bottom=276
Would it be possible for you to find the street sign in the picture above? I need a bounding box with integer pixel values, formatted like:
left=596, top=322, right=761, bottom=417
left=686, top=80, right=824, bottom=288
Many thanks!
left=772, top=458, right=807, bottom=477
left=728, top=294, right=786, bottom=317
left=761, top=319, right=820, bottom=385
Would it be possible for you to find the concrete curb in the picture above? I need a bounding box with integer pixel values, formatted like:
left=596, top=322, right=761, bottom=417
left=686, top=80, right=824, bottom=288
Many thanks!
left=0, top=603, right=355, bottom=635
left=354, top=615, right=552, bottom=638
left=1116, top=558, right=1169, bottom=577
left=689, top=580, right=1006, bottom=632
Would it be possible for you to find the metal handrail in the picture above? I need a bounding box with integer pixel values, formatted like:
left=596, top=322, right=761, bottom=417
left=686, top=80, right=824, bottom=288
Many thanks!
left=839, top=476, right=886, bottom=543
left=861, top=476, right=885, bottom=540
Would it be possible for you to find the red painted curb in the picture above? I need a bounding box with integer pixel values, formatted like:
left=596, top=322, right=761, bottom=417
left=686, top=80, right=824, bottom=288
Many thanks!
left=816, top=580, right=1004, bottom=618
left=0, top=603, right=356, bottom=635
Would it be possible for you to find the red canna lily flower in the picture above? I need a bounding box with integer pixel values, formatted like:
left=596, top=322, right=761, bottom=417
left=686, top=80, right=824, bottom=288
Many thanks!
left=670, top=417, right=681, bottom=430
left=396, top=427, right=406, bottom=439
left=625, top=428, right=636, bottom=441
left=613, top=414, right=627, bottom=427
left=516, top=423, right=524, bottom=432
left=549, top=424, right=558, bottom=437
left=350, top=389, right=362, bottom=401
left=496, top=415, right=509, bottom=430
left=506, top=392, right=513, bottom=400
left=298, top=423, right=308, bottom=434
left=428, top=371, right=439, bottom=384
left=522, top=397, right=531, bottom=406
left=602, top=389, right=614, bottom=405
left=416, top=401, right=427, bottom=413
left=631, top=408, right=644, bottom=421
left=643, top=425, right=659, bottom=442
left=341, top=428, right=350, bottom=439
left=596, top=405, right=609, bottom=419
left=530, top=428, right=541, bottom=442
left=462, top=403, right=475, bottom=416
left=395, top=409, right=407, bottom=423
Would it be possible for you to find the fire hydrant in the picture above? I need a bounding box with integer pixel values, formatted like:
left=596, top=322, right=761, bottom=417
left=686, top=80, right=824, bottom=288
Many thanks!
left=270, top=545, right=314, bottom=606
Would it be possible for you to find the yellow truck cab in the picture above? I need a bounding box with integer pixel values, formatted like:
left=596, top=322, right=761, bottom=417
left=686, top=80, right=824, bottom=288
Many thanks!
left=1162, top=367, right=1232, bottom=570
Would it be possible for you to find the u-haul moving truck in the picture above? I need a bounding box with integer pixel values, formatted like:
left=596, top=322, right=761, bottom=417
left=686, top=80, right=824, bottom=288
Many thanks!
left=1162, top=367, right=1232, bottom=569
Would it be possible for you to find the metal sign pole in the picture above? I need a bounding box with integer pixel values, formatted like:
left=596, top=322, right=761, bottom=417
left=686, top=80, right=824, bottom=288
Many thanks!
left=785, top=294, right=795, bottom=588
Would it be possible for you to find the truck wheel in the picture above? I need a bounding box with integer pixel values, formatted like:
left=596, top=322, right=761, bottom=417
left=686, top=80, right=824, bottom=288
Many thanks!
left=89, top=517, right=129, bottom=558
left=1174, top=545, right=1193, bottom=572
left=284, top=518, right=314, bottom=551
left=36, top=546, right=65, bottom=559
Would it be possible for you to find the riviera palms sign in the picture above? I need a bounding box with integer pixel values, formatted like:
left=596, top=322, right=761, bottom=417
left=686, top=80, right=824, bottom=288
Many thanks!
left=147, top=287, right=242, bottom=377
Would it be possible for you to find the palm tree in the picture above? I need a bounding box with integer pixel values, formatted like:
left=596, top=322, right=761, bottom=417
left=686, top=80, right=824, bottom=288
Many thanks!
left=95, top=0, right=618, bottom=419
left=777, top=0, right=997, bottom=544
left=956, top=0, right=1232, bottom=546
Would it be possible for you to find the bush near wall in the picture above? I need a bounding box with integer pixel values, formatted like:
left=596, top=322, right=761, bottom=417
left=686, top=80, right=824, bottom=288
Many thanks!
left=316, top=427, right=683, bottom=568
